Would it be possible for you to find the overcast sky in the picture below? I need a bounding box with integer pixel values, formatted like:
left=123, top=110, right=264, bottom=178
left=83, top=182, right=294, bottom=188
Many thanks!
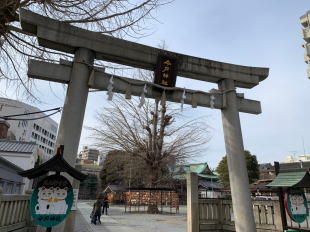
left=3, top=1, right=310, bottom=169
left=141, top=0, right=310, bottom=168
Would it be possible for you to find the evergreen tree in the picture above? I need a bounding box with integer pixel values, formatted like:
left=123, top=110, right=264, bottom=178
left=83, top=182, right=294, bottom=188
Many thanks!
left=216, top=150, right=259, bottom=188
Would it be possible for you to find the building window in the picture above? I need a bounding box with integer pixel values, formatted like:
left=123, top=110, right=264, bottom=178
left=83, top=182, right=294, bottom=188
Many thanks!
left=6, top=183, right=13, bottom=194
left=15, top=184, right=21, bottom=194
left=199, top=190, right=207, bottom=199
left=0, top=180, right=4, bottom=190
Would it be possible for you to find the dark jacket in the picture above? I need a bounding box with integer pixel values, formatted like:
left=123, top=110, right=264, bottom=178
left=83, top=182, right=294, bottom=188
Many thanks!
left=103, top=198, right=109, bottom=208
left=93, top=201, right=103, bottom=216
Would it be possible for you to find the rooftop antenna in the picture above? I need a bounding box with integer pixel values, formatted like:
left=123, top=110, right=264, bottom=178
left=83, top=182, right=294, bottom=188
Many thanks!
left=289, top=150, right=298, bottom=162
left=302, top=137, right=306, bottom=155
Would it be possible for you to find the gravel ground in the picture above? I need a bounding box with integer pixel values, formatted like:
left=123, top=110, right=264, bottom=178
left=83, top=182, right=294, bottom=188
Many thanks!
left=76, top=202, right=187, bottom=232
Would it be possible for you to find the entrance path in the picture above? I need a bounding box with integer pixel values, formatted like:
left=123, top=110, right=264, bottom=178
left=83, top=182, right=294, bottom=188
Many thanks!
left=75, top=202, right=187, bottom=232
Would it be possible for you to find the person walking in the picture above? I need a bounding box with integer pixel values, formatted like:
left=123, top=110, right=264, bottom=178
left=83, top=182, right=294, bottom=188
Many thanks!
left=91, top=198, right=103, bottom=225
left=102, top=196, right=109, bottom=215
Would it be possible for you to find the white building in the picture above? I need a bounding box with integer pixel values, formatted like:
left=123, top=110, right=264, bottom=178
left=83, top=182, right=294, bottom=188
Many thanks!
left=300, top=10, right=310, bottom=78
left=287, top=154, right=310, bottom=163
left=0, top=140, right=38, bottom=193
left=97, top=154, right=105, bottom=165
left=78, top=146, right=100, bottom=164
left=0, top=98, right=58, bottom=156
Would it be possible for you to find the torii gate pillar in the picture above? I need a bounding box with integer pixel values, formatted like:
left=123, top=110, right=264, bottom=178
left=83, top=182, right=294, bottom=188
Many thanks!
left=219, top=79, right=256, bottom=232
left=56, top=48, right=94, bottom=165
left=55, top=48, right=94, bottom=232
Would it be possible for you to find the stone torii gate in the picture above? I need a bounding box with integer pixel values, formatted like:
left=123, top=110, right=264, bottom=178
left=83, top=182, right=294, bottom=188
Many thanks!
left=19, top=9, right=269, bottom=232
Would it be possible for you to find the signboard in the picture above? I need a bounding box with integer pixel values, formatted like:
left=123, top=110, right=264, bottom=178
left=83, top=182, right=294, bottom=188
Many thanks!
left=285, top=189, right=309, bottom=223
left=154, top=55, right=178, bottom=87
left=71, top=189, right=79, bottom=211
left=30, top=174, right=74, bottom=227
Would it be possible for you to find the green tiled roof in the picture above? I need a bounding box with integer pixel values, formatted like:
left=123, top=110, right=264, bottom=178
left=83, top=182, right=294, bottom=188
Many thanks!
left=173, top=173, right=218, bottom=180
left=189, top=164, right=208, bottom=173
left=172, top=163, right=218, bottom=180
left=267, top=172, right=307, bottom=187
left=198, top=174, right=219, bottom=180
left=173, top=174, right=186, bottom=180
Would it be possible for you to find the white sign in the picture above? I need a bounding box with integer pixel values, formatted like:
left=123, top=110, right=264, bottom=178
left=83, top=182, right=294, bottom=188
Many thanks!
left=71, top=189, right=79, bottom=210
left=289, top=194, right=307, bottom=215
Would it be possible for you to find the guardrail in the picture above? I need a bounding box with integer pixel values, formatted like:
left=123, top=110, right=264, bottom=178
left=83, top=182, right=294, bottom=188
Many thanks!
left=0, top=194, right=36, bottom=232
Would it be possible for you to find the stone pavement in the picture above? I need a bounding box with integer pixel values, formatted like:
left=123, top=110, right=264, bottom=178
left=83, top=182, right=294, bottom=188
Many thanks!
left=74, top=207, right=93, bottom=232
left=75, top=202, right=187, bottom=232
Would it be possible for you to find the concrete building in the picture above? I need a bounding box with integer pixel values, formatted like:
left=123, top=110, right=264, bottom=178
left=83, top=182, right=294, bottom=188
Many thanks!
left=0, top=140, right=38, bottom=193
left=300, top=10, right=310, bottom=78
left=0, top=156, right=24, bottom=194
left=0, top=97, right=58, bottom=156
left=287, top=154, right=310, bottom=163
left=78, top=146, right=100, bottom=164
left=97, top=154, right=105, bottom=165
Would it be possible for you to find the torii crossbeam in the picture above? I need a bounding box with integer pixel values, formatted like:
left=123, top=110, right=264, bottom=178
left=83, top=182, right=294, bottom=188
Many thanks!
left=20, top=9, right=269, bottom=232
left=28, top=59, right=262, bottom=114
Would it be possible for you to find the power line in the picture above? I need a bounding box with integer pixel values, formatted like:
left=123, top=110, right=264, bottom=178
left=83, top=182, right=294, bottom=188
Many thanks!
left=0, top=107, right=62, bottom=121
left=1, top=107, right=62, bottom=117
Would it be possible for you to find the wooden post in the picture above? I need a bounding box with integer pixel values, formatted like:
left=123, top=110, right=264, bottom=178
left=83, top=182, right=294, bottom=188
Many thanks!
left=274, top=161, right=288, bottom=230
left=273, top=200, right=285, bottom=231
left=160, top=191, right=163, bottom=213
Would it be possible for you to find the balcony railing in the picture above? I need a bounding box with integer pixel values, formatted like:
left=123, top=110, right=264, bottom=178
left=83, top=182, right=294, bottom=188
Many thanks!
left=300, top=12, right=310, bottom=28
left=302, top=27, right=310, bottom=43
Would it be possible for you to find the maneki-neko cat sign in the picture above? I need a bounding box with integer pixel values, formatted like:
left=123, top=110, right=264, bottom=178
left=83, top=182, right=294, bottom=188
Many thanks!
left=285, top=189, right=309, bottom=223
left=19, top=146, right=87, bottom=230
left=30, top=174, right=74, bottom=227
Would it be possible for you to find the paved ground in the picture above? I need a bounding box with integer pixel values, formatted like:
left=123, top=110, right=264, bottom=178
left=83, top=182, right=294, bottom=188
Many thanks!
left=75, top=202, right=187, bottom=232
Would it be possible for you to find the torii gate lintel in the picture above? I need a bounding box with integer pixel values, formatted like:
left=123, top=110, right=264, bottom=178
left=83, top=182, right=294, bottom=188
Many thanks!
left=20, top=9, right=268, bottom=89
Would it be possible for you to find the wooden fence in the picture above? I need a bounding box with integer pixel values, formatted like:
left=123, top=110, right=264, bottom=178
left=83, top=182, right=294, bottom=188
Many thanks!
left=199, top=199, right=284, bottom=232
left=0, top=194, right=36, bottom=232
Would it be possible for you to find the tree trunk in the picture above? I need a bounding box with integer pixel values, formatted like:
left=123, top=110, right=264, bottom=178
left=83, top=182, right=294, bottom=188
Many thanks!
left=147, top=204, right=160, bottom=214
left=145, top=169, right=161, bottom=214
left=147, top=190, right=160, bottom=214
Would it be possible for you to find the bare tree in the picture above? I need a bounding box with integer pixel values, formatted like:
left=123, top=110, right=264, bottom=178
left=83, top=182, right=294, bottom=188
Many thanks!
left=89, top=95, right=210, bottom=188
left=0, top=0, right=169, bottom=100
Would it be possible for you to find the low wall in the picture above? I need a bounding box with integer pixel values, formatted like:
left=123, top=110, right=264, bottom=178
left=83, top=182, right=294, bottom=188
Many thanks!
left=198, top=199, right=284, bottom=232
left=0, top=194, right=36, bottom=232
